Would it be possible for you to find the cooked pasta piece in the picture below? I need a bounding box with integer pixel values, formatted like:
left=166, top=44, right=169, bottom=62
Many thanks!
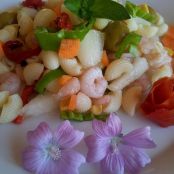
left=59, top=57, right=83, bottom=76
left=103, top=90, right=122, bottom=113
left=122, top=85, right=142, bottom=116
left=108, top=58, right=149, bottom=91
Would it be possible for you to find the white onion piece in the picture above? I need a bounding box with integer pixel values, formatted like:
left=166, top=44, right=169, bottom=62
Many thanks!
left=21, top=95, right=58, bottom=117
left=78, top=30, right=104, bottom=68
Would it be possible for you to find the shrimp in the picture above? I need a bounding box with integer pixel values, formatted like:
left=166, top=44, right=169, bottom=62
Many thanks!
left=80, top=67, right=108, bottom=98
left=56, top=77, right=80, bottom=100
left=76, top=92, right=92, bottom=113
left=93, top=95, right=111, bottom=105
left=0, top=72, right=21, bottom=94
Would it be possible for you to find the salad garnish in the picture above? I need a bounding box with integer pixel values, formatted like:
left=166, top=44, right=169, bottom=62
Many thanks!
left=85, top=113, right=156, bottom=174
left=22, top=121, right=85, bottom=174
left=64, top=0, right=130, bottom=20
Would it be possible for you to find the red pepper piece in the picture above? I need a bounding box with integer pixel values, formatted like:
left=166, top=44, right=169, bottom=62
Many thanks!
left=55, top=12, right=72, bottom=30
left=21, top=85, right=35, bottom=105
left=22, top=0, right=44, bottom=9
left=2, top=40, right=41, bottom=64
left=12, top=115, right=24, bottom=124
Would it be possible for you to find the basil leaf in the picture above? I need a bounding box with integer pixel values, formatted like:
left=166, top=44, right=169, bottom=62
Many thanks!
left=64, top=0, right=130, bottom=20
left=90, top=0, right=130, bottom=20
left=35, top=19, right=95, bottom=51
left=115, top=32, right=142, bottom=58
left=125, top=1, right=157, bottom=24
left=60, top=111, right=108, bottom=121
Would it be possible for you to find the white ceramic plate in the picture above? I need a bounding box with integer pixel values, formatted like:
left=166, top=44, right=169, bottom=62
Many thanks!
left=0, top=0, right=174, bottom=174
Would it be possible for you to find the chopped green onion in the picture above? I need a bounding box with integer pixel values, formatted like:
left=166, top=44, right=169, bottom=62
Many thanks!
left=60, top=111, right=108, bottom=121
left=125, top=1, right=158, bottom=24
left=35, top=19, right=95, bottom=51
left=35, top=68, right=65, bottom=94
left=115, top=32, right=142, bottom=58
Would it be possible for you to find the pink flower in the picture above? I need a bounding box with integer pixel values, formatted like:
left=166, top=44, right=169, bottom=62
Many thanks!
left=85, top=113, right=156, bottom=174
left=22, top=121, right=85, bottom=174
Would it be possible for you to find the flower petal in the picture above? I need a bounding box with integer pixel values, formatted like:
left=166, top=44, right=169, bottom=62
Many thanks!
left=92, top=113, right=122, bottom=138
left=122, top=127, right=156, bottom=148
left=54, top=120, right=84, bottom=149
left=101, top=151, right=124, bottom=174
left=85, top=135, right=110, bottom=163
left=22, top=146, right=48, bottom=174
left=120, top=144, right=151, bottom=174
left=27, top=122, right=52, bottom=147
left=58, top=149, right=85, bottom=174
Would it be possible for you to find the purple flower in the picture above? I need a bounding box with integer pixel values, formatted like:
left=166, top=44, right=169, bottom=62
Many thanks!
left=22, top=121, right=85, bottom=174
left=85, top=113, right=156, bottom=174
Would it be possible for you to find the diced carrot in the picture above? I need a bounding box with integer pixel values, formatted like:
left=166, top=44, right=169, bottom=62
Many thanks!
left=60, top=96, right=70, bottom=111
left=68, top=95, right=77, bottom=111
left=58, top=39, right=80, bottom=58
left=58, top=75, right=72, bottom=87
left=53, top=5, right=61, bottom=16
left=101, top=50, right=109, bottom=67
left=0, top=41, right=4, bottom=58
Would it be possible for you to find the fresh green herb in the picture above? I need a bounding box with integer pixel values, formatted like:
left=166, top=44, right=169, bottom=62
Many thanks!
left=115, top=32, right=142, bottom=58
left=35, top=19, right=95, bottom=51
left=60, top=111, right=108, bottom=121
left=125, top=1, right=158, bottom=24
left=35, top=68, right=65, bottom=94
left=64, top=0, right=130, bottom=20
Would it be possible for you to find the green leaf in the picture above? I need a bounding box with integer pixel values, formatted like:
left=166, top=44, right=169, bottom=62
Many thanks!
left=115, top=32, right=142, bottom=58
left=125, top=1, right=157, bottom=24
left=90, top=0, right=130, bottom=20
left=35, top=19, right=95, bottom=51
left=64, top=0, right=130, bottom=20
left=35, top=68, right=65, bottom=94
left=60, top=111, right=108, bottom=122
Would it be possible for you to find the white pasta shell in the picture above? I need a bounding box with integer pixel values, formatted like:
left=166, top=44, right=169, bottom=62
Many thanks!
left=0, top=94, right=23, bottom=123
left=34, top=9, right=57, bottom=28
left=122, top=86, right=142, bottom=117
left=78, top=30, right=104, bottom=68
left=103, top=91, right=122, bottom=113
left=23, top=63, right=44, bottom=85
left=108, top=58, right=149, bottom=91
left=105, top=59, right=133, bottom=81
left=126, top=18, right=138, bottom=32
left=59, top=57, right=83, bottom=76
left=151, top=64, right=173, bottom=84
left=0, top=62, right=10, bottom=74
left=0, top=25, right=18, bottom=42
left=76, top=92, right=92, bottom=113
left=18, top=11, right=33, bottom=36
left=157, top=23, right=168, bottom=37
left=40, top=51, right=60, bottom=70
left=94, top=18, right=110, bottom=30
left=20, top=7, right=37, bottom=18
left=136, top=25, right=158, bottom=38
left=0, top=91, right=9, bottom=108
